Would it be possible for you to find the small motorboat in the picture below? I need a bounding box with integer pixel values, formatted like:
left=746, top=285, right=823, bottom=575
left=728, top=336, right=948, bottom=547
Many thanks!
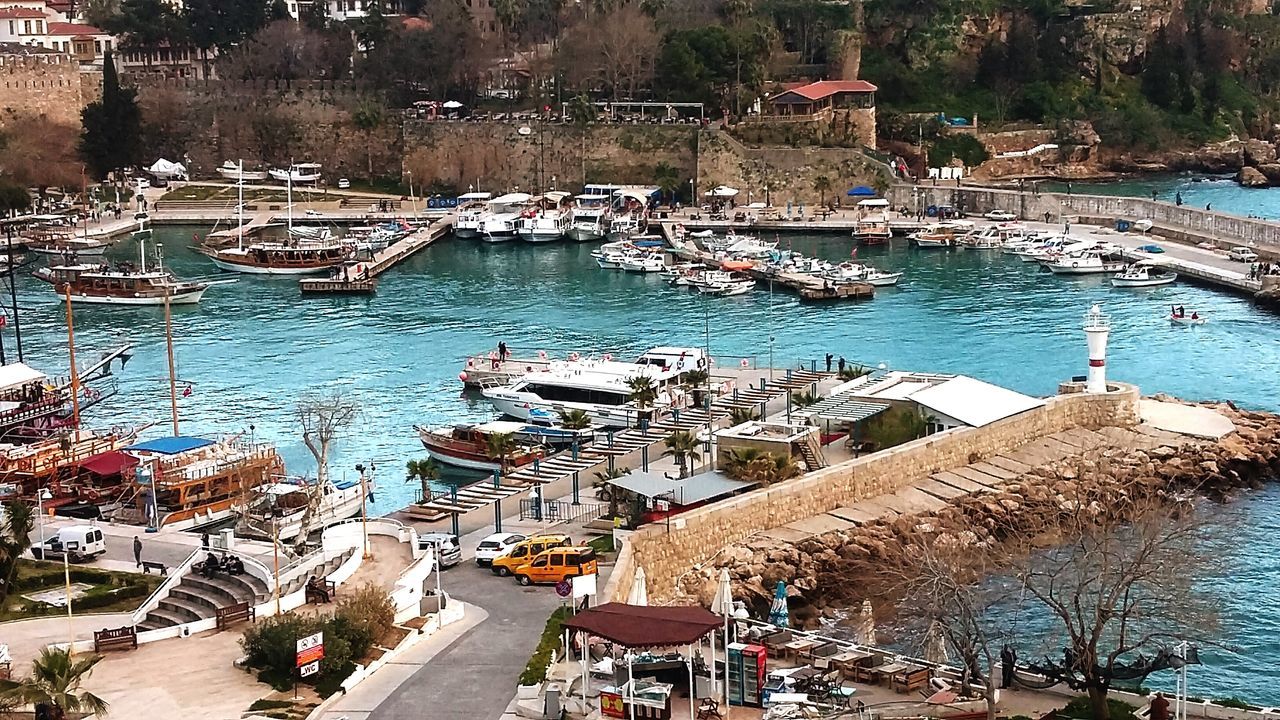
left=688, top=229, right=714, bottom=239
left=1111, top=263, right=1177, bottom=288
left=1169, top=311, right=1206, bottom=326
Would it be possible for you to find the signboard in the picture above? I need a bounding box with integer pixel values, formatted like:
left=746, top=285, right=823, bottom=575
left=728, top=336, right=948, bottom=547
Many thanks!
left=555, top=579, right=572, bottom=598
left=299, top=660, right=320, bottom=678
left=571, top=572, right=597, bottom=600
left=296, top=631, right=324, bottom=668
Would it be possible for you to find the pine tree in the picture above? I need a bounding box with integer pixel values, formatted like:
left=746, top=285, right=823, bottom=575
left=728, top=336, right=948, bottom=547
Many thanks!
left=79, top=52, right=142, bottom=180
left=269, top=0, right=289, bottom=21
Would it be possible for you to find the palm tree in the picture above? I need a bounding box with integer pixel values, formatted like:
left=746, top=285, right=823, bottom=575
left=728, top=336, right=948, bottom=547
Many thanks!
left=566, top=94, right=596, bottom=126
left=0, top=647, right=108, bottom=717
left=592, top=466, right=629, bottom=517
left=663, top=430, right=701, bottom=479
left=838, top=364, right=872, bottom=380
left=723, top=446, right=764, bottom=480
left=723, top=448, right=800, bottom=485
left=626, top=375, right=658, bottom=423
left=681, top=368, right=710, bottom=408
left=791, top=390, right=820, bottom=407
left=405, top=458, right=442, bottom=502
left=728, top=407, right=759, bottom=426
left=655, top=162, right=682, bottom=205
left=0, top=500, right=33, bottom=605
left=813, top=175, right=833, bottom=208
left=559, top=409, right=592, bottom=430
left=485, top=432, right=518, bottom=473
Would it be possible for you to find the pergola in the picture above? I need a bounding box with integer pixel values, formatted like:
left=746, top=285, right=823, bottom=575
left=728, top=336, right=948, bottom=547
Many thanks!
left=794, top=395, right=892, bottom=434
left=564, top=603, right=723, bottom=720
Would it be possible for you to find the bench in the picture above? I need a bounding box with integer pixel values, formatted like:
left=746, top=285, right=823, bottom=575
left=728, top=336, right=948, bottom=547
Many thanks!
left=93, top=626, right=138, bottom=653
left=305, top=580, right=337, bottom=604
left=140, top=560, right=167, bottom=576
left=215, top=601, right=256, bottom=631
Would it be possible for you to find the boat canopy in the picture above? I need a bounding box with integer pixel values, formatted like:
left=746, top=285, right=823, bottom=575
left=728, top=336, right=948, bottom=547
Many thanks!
left=457, top=192, right=492, bottom=201
left=126, top=436, right=215, bottom=455
left=722, top=260, right=754, bottom=271
left=491, top=192, right=533, bottom=204
left=857, top=198, right=890, bottom=208
left=706, top=185, right=739, bottom=198
left=544, top=191, right=571, bottom=202
left=0, top=362, right=47, bottom=393
left=78, top=450, right=138, bottom=477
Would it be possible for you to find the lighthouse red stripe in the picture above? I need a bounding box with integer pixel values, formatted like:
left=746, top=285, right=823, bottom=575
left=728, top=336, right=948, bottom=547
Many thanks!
left=1089, top=359, right=1105, bottom=367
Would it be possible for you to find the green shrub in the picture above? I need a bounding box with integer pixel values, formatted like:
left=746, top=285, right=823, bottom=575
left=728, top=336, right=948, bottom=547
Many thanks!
left=520, top=606, right=571, bottom=686
left=247, top=699, right=294, bottom=711
left=334, top=583, right=395, bottom=656
left=242, top=614, right=328, bottom=691
left=1061, top=696, right=1138, bottom=720
left=1212, top=697, right=1255, bottom=710
left=73, top=583, right=150, bottom=611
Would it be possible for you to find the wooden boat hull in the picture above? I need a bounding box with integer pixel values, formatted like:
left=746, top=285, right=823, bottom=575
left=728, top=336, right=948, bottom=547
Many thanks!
left=207, top=254, right=337, bottom=275
left=54, top=286, right=208, bottom=305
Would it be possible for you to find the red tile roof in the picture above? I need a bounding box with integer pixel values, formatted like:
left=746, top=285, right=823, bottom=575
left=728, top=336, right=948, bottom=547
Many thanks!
left=46, top=21, right=105, bottom=35
left=0, top=8, right=47, bottom=18
left=772, top=80, right=878, bottom=102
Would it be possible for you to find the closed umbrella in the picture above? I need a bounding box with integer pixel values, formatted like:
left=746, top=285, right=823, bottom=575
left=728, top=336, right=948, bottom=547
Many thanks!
left=767, top=581, right=789, bottom=628
left=855, top=599, right=875, bottom=646
left=711, top=569, right=733, bottom=714
left=627, top=565, right=649, bottom=606
left=923, top=620, right=950, bottom=664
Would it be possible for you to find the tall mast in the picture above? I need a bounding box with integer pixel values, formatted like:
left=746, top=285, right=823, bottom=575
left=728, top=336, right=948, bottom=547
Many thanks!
left=164, top=287, right=179, bottom=436
left=64, top=285, right=80, bottom=440
left=237, top=159, right=245, bottom=251
left=138, top=227, right=147, bottom=273
left=287, top=162, right=293, bottom=231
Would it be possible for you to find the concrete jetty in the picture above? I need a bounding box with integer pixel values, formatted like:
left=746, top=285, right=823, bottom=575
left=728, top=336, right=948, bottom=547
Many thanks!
left=298, top=215, right=454, bottom=295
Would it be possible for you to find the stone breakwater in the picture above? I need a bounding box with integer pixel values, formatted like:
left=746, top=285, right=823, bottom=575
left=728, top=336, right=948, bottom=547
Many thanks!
left=688, top=401, right=1280, bottom=625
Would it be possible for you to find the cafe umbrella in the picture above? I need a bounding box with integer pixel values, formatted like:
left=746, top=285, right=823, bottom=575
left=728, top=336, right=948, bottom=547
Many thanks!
left=767, top=581, right=789, bottom=628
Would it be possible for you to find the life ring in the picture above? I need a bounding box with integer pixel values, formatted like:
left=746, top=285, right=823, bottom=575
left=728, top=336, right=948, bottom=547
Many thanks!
left=696, top=358, right=707, bottom=370
left=538, top=350, right=547, bottom=360
left=491, top=359, right=500, bottom=370
left=1071, top=261, right=1079, bottom=268
left=603, top=353, right=613, bottom=361
left=740, top=358, right=749, bottom=368
left=676, top=360, right=685, bottom=370
left=570, top=352, right=580, bottom=361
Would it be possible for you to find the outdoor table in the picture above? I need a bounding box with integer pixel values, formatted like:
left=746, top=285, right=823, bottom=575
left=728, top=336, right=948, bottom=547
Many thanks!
left=831, top=650, right=874, bottom=680
left=870, top=662, right=906, bottom=686
left=783, top=638, right=821, bottom=660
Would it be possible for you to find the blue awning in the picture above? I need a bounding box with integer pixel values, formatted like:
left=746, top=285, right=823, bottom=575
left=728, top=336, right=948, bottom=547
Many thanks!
left=847, top=186, right=877, bottom=197
left=126, top=436, right=214, bottom=454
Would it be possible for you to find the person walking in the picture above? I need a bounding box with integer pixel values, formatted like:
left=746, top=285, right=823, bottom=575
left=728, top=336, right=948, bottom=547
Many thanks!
left=825, top=353, right=833, bottom=373
left=133, top=536, right=143, bottom=568
left=201, top=531, right=211, bottom=549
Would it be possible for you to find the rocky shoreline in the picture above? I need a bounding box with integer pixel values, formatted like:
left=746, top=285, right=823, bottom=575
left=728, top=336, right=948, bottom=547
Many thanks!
left=686, top=401, right=1280, bottom=626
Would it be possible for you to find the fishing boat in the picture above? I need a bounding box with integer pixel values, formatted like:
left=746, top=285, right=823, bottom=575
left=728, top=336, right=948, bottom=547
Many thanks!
left=566, top=194, right=613, bottom=242
left=236, top=476, right=369, bottom=542
left=606, top=214, right=645, bottom=243
left=618, top=252, right=665, bottom=273
left=823, top=262, right=902, bottom=287
left=1044, top=248, right=1126, bottom=275
left=697, top=277, right=756, bottom=296
left=911, top=221, right=973, bottom=248
left=1169, top=312, right=1206, bottom=325
left=517, top=192, right=572, bottom=243
left=34, top=236, right=220, bottom=305
left=453, top=192, right=494, bottom=239
left=216, top=160, right=268, bottom=182
left=1111, top=262, right=1177, bottom=288
left=114, top=436, right=284, bottom=532
left=269, top=162, right=322, bottom=184
left=852, top=216, right=892, bottom=246
left=480, top=193, right=534, bottom=243
left=414, top=423, right=545, bottom=472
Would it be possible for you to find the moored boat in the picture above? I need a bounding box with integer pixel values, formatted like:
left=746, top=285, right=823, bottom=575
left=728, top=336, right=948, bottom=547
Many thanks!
left=414, top=422, right=545, bottom=472
left=1111, top=262, right=1177, bottom=288
left=236, top=476, right=370, bottom=542
left=217, top=160, right=268, bottom=182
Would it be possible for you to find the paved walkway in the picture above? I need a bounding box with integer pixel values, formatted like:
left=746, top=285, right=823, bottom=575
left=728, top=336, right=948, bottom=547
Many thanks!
left=0, top=613, right=132, bottom=672
left=34, top=515, right=280, bottom=575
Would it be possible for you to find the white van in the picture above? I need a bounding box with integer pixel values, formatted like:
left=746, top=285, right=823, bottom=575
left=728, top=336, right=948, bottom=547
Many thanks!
left=31, top=525, right=106, bottom=563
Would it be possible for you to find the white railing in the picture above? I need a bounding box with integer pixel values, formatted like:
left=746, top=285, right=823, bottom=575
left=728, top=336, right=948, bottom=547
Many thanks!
left=130, top=547, right=201, bottom=625
left=997, top=143, right=1059, bottom=158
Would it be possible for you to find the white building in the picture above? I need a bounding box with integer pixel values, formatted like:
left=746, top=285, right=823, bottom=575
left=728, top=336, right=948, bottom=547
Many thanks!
left=842, top=370, right=1045, bottom=433
left=286, top=0, right=405, bottom=21
left=0, top=8, right=112, bottom=62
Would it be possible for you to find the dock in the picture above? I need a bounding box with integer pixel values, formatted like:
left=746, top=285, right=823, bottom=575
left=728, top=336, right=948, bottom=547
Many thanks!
left=298, top=215, right=454, bottom=294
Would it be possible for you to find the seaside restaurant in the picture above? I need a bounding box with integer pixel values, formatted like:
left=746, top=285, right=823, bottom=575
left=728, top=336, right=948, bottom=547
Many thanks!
left=766, top=80, right=878, bottom=117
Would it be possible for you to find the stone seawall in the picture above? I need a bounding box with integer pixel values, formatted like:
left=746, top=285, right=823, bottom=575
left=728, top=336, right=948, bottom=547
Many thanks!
left=621, top=385, right=1140, bottom=605
left=886, top=184, right=1280, bottom=255
left=0, top=53, right=85, bottom=128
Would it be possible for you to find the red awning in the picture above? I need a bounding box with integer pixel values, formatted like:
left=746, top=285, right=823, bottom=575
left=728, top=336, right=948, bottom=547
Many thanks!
left=562, top=602, right=722, bottom=648
left=78, top=450, right=137, bottom=477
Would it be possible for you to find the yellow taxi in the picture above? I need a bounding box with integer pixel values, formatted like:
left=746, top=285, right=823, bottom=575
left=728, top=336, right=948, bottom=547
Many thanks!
left=489, top=533, right=573, bottom=577
left=513, top=546, right=599, bottom=586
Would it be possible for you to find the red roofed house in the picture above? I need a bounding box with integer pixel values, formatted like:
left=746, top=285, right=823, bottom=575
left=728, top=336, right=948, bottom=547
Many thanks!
left=44, top=21, right=112, bottom=63
left=764, top=79, right=879, bottom=148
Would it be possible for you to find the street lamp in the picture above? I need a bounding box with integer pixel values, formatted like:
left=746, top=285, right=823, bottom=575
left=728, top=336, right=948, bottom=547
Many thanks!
left=355, top=463, right=372, bottom=560
left=36, top=487, right=51, bottom=550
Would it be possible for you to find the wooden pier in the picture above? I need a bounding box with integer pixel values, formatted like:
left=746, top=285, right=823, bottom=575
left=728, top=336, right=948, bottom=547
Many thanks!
left=298, top=215, right=454, bottom=295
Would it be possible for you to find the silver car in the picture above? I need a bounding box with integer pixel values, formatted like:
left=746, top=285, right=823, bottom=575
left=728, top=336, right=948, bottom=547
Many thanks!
left=417, top=532, right=462, bottom=569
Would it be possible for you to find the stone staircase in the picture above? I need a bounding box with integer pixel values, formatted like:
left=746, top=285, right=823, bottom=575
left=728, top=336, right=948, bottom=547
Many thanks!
left=137, top=548, right=355, bottom=631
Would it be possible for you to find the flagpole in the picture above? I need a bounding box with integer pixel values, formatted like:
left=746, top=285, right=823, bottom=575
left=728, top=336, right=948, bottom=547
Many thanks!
left=164, top=287, right=179, bottom=436
left=64, top=285, right=80, bottom=440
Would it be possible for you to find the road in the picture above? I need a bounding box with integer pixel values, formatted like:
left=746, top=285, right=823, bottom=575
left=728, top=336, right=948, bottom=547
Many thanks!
left=367, top=561, right=563, bottom=720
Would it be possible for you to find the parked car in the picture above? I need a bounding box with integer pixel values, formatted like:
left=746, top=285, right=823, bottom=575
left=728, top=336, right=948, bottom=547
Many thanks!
left=337, top=178, right=350, bottom=189
left=31, top=525, right=106, bottom=563
left=1136, top=244, right=1165, bottom=254
left=513, top=546, right=598, bottom=587
left=474, top=532, right=525, bottom=567
left=489, top=533, right=572, bottom=577
left=984, top=210, right=1017, bottom=221
left=417, top=532, right=461, bottom=569
left=1228, top=246, right=1259, bottom=262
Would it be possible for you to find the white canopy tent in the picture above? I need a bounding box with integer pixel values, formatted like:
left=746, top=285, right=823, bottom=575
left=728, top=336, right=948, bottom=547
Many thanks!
left=147, top=158, right=187, bottom=180
left=857, top=198, right=890, bottom=208
left=442, top=100, right=464, bottom=109
left=705, top=185, right=739, bottom=198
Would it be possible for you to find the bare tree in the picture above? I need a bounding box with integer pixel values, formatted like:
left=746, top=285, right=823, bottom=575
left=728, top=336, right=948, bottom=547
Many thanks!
left=558, top=5, right=657, bottom=100
left=888, top=534, right=1005, bottom=720
left=1004, top=483, right=1218, bottom=720
left=293, top=393, right=360, bottom=547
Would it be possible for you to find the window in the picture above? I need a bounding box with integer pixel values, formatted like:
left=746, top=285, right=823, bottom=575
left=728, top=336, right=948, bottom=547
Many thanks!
left=549, top=554, right=565, bottom=567
left=23, top=20, right=31, bottom=34
left=104, top=39, right=111, bottom=51
left=531, top=556, right=548, bottom=567
left=512, top=546, right=527, bottom=558
left=95, top=40, right=101, bottom=53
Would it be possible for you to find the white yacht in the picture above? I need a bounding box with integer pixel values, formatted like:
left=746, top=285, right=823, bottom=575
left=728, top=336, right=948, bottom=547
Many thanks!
left=480, top=193, right=534, bottom=243
left=719, top=234, right=778, bottom=259
left=618, top=251, right=665, bottom=273
left=453, top=192, right=494, bottom=239
left=482, top=347, right=706, bottom=427
left=607, top=213, right=645, bottom=242
left=823, top=262, right=902, bottom=287
left=269, top=162, right=322, bottom=184
left=236, top=477, right=369, bottom=542
left=1111, top=261, right=1177, bottom=287
left=566, top=194, right=613, bottom=242
left=217, top=161, right=268, bottom=182
left=1044, top=248, right=1126, bottom=274
left=517, top=192, right=572, bottom=243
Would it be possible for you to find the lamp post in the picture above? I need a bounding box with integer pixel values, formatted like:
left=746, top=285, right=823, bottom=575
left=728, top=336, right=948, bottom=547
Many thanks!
left=355, top=463, right=371, bottom=560
left=36, top=486, right=50, bottom=550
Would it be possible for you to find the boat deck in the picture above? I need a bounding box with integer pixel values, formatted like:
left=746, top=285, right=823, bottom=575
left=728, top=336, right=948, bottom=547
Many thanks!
left=297, top=215, right=454, bottom=295
left=402, top=368, right=832, bottom=521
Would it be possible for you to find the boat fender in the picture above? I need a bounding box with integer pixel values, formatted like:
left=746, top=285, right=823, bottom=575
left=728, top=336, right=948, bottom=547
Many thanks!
left=526, top=366, right=533, bottom=372
left=676, top=360, right=685, bottom=370
left=697, top=358, right=707, bottom=370
left=1072, top=261, right=1079, bottom=268
left=538, top=350, right=547, bottom=360
left=570, top=352, right=580, bottom=361
left=740, top=358, right=750, bottom=368
left=467, top=359, right=475, bottom=368
left=458, top=371, right=469, bottom=382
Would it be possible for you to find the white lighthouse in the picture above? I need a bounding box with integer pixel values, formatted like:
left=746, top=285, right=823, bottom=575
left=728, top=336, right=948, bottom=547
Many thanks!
left=1083, top=303, right=1111, bottom=393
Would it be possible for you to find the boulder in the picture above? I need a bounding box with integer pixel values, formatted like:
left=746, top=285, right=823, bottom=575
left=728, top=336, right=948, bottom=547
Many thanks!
left=1244, top=138, right=1277, bottom=166
left=1258, top=163, right=1280, bottom=184
left=1237, top=166, right=1269, bottom=188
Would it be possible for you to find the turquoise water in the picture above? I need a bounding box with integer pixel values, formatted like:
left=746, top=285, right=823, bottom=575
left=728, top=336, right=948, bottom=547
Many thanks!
left=13, top=226, right=1280, bottom=702
left=1053, top=174, right=1280, bottom=219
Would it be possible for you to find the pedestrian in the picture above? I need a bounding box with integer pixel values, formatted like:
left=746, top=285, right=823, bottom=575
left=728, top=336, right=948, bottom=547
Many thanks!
left=201, top=531, right=211, bottom=549
left=1000, top=645, right=1017, bottom=688
left=1176, top=192, right=1183, bottom=206
left=1151, top=189, right=1158, bottom=201
left=1044, top=211, right=1051, bottom=223
left=1206, top=203, right=1212, bottom=211
left=1066, top=182, right=1073, bottom=196
left=1150, top=693, right=1171, bottom=720
left=498, top=341, right=508, bottom=359
left=133, top=535, right=142, bottom=567
left=825, top=353, right=833, bottom=373
left=837, top=356, right=846, bottom=373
